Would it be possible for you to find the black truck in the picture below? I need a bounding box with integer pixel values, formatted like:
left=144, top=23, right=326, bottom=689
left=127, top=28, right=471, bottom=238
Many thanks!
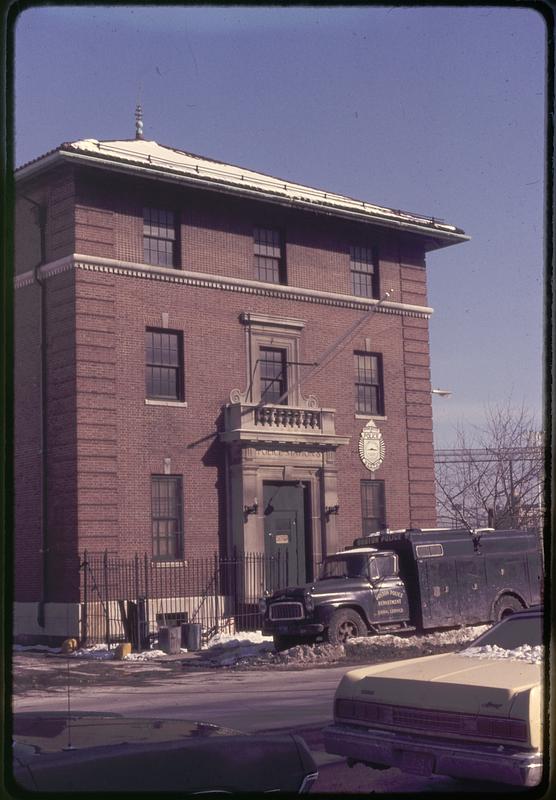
left=260, top=527, right=543, bottom=650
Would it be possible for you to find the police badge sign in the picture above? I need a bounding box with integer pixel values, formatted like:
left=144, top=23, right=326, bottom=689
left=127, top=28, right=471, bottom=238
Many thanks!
left=358, top=419, right=385, bottom=472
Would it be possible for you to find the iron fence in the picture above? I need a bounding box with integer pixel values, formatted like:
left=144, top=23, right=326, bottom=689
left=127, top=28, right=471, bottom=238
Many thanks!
left=80, top=549, right=306, bottom=650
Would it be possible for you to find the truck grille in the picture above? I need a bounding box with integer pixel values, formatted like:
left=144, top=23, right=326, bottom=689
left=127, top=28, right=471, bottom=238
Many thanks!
left=269, top=602, right=304, bottom=621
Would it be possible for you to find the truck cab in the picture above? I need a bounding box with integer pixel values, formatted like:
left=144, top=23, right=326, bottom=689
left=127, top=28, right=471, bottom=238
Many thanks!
left=261, top=546, right=411, bottom=649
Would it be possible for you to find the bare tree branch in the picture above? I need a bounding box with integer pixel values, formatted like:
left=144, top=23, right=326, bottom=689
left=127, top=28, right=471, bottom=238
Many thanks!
left=435, top=403, right=543, bottom=536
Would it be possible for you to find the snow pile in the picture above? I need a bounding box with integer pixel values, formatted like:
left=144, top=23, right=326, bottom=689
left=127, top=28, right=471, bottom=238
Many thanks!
left=256, top=643, right=345, bottom=666
left=208, top=631, right=273, bottom=648
left=123, top=649, right=172, bottom=661
left=71, top=644, right=116, bottom=660
left=460, top=644, right=543, bottom=664
left=344, top=625, right=490, bottom=662
left=196, top=633, right=275, bottom=667
left=220, top=642, right=345, bottom=669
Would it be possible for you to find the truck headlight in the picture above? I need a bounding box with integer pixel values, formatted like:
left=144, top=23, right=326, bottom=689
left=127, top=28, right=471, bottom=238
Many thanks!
left=304, top=591, right=314, bottom=612
left=258, top=597, right=267, bottom=614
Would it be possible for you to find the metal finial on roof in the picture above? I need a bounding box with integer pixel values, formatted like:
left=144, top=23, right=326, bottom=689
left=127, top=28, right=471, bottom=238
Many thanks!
left=135, top=104, right=144, bottom=140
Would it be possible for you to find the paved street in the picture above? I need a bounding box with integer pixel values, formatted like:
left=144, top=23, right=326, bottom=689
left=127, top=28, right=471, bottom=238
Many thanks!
left=12, top=653, right=523, bottom=793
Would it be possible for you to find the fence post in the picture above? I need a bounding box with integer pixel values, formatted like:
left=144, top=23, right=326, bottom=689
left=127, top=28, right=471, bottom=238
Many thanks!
left=214, top=553, right=220, bottom=634
left=144, top=552, right=150, bottom=648
left=81, top=550, right=88, bottom=647
left=233, top=545, right=239, bottom=631
left=103, top=550, right=110, bottom=650
left=134, top=553, right=142, bottom=653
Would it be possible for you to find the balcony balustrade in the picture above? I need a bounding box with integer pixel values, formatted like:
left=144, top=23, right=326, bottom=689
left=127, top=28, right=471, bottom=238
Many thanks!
left=221, top=402, right=347, bottom=448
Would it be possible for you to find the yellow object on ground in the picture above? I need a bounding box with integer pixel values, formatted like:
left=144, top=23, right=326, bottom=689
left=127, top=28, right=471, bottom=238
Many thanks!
left=114, top=642, right=132, bottom=660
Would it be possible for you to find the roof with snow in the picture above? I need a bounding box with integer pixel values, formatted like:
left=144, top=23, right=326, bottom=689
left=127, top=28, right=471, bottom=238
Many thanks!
left=16, top=138, right=468, bottom=250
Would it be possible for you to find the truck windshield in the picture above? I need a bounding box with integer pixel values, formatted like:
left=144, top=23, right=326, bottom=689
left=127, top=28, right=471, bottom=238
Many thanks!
left=319, top=555, right=369, bottom=580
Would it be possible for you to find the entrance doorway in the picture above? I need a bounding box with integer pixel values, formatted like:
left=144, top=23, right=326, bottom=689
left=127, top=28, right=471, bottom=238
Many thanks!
left=263, top=481, right=312, bottom=587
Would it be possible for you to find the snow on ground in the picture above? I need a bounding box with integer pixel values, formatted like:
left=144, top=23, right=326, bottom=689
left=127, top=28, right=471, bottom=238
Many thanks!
left=197, top=625, right=493, bottom=669
left=342, top=625, right=491, bottom=662
left=460, top=644, right=543, bottom=664
left=13, top=644, right=62, bottom=654
left=14, top=625, right=505, bottom=669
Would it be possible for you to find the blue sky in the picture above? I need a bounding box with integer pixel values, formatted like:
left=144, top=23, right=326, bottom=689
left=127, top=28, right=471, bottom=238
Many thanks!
left=14, top=6, right=546, bottom=446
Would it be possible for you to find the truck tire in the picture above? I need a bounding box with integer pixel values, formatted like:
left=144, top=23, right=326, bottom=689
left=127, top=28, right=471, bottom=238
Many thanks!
left=327, top=609, right=366, bottom=644
left=494, top=595, right=524, bottom=621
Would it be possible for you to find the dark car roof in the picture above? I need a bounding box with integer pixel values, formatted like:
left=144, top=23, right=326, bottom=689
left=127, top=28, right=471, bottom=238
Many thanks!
left=13, top=713, right=242, bottom=755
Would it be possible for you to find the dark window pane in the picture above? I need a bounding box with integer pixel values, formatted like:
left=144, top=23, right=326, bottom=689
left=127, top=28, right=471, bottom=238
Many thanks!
left=350, top=246, right=378, bottom=298
left=254, top=228, right=284, bottom=284
left=146, top=329, right=183, bottom=400
left=152, top=476, right=183, bottom=560
left=361, top=480, right=386, bottom=534
left=355, top=352, right=383, bottom=415
left=260, top=347, right=287, bottom=404
left=143, top=207, right=176, bottom=266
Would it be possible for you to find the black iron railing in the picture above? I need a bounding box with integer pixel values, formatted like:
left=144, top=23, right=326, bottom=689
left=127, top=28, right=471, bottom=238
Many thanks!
left=79, top=549, right=299, bottom=649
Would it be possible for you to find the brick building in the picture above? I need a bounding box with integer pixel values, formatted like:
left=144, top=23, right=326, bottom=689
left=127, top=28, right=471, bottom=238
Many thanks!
left=14, top=130, right=468, bottom=642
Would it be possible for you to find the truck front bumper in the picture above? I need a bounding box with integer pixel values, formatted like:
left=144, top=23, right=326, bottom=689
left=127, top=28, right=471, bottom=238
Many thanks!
left=324, top=723, right=542, bottom=787
left=262, top=622, right=325, bottom=637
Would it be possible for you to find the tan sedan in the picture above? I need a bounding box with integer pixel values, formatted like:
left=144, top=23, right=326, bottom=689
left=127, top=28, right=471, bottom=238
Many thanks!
left=324, top=607, right=543, bottom=787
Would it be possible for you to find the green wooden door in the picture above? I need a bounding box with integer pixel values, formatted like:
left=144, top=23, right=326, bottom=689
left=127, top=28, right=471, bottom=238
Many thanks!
left=263, top=482, right=307, bottom=587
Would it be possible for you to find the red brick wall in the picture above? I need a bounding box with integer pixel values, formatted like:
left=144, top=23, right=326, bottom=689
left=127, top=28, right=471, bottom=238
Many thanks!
left=14, top=269, right=79, bottom=603
left=14, top=283, right=43, bottom=600
left=71, top=267, right=433, bottom=559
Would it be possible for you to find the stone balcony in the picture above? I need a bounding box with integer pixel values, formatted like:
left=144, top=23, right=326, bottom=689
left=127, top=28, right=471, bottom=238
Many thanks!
left=220, top=402, right=349, bottom=448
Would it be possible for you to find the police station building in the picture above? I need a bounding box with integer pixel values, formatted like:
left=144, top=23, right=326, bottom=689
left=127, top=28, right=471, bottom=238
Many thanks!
left=14, top=118, right=468, bottom=641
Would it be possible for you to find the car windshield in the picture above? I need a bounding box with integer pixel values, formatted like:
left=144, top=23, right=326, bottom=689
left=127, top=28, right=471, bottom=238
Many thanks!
left=469, top=614, right=543, bottom=650
left=319, top=555, right=369, bottom=580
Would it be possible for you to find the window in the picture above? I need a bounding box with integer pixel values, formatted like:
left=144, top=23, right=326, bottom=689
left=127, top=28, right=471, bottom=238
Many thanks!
left=260, top=347, right=288, bottom=404
left=361, top=480, right=386, bottom=535
left=369, top=553, right=398, bottom=580
left=152, top=476, right=183, bottom=560
left=354, top=352, right=384, bottom=415
left=145, top=329, right=183, bottom=401
left=254, top=227, right=284, bottom=283
left=143, top=207, right=176, bottom=267
left=350, top=245, right=378, bottom=298
left=415, top=543, right=444, bottom=558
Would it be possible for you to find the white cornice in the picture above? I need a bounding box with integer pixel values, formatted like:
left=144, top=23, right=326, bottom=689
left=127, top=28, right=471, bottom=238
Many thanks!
left=14, top=254, right=434, bottom=318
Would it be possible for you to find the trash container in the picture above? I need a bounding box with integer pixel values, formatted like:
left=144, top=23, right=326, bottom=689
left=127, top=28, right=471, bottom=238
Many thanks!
left=181, top=622, right=202, bottom=651
left=158, top=625, right=181, bottom=655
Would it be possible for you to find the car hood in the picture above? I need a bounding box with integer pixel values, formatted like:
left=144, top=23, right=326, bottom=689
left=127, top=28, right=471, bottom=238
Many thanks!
left=336, top=652, right=541, bottom=716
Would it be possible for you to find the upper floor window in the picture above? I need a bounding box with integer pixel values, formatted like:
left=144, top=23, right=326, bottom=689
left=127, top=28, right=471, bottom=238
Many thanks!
left=361, top=479, right=386, bottom=536
left=254, top=227, right=285, bottom=284
left=354, top=351, right=384, bottom=415
left=146, top=329, right=184, bottom=401
left=350, top=245, right=379, bottom=298
left=259, top=347, right=288, bottom=404
left=143, top=207, right=176, bottom=267
left=152, top=475, right=183, bottom=560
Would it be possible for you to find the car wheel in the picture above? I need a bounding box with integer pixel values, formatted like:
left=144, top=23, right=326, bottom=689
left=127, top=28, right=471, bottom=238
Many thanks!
left=494, top=595, right=524, bottom=620
left=327, top=609, right=366, bottom=644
